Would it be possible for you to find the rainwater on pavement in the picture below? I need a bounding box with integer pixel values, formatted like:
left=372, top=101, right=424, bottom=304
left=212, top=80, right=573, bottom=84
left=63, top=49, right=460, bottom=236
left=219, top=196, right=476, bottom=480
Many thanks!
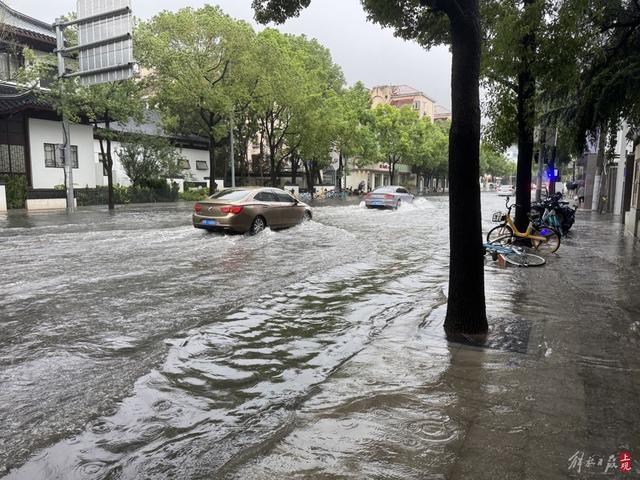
left=0, top=194, right=638, bottom=479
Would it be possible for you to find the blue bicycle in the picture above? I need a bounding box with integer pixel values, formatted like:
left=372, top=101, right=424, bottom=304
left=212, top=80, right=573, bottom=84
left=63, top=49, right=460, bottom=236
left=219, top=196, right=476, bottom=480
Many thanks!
left=483, top=241, right=546, bottom=267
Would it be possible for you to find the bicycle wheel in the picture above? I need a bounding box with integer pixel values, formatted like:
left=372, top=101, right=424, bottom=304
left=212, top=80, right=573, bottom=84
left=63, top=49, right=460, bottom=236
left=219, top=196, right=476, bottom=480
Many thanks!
left=531, top=226, right=561, bottom=253
left=487, top=225, right=513, bottom=245
left=503, top=252, right=546, bottom=267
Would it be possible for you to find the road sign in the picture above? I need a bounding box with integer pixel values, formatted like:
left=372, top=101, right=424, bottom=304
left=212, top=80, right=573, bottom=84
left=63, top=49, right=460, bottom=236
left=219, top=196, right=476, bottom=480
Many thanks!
left=75, top=0, right=134, bottom=86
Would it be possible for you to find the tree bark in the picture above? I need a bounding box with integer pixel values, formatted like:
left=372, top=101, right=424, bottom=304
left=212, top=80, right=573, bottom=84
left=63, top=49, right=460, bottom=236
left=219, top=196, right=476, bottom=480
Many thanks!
left=387, top=157, right=395, bottom=185
left=443, top=0, right=488, bottom=335
left=269, top=143, right=277, bottom=187
left=303, top=160, right=314, bottom=198
left=96, top=133, right=112, bottom=209
left=291, top=154, right=299, bottom=185
left=594, top=126, right=608, bottom=211
left=514, top=0, right=537, bottom=233
left=100, top=118, right=115, bottom=211
left=106, top=137, right=114, bottom=210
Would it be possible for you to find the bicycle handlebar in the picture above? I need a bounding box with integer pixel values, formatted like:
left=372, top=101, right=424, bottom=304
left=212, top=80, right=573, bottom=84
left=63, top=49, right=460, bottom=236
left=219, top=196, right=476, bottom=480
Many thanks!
left=504, top=196, right=524, bottom=211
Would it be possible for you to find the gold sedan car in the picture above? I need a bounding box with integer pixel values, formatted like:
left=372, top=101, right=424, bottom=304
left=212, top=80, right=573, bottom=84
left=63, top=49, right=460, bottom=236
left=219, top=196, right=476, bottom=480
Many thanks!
left=192, top=187, right=312, bottom=234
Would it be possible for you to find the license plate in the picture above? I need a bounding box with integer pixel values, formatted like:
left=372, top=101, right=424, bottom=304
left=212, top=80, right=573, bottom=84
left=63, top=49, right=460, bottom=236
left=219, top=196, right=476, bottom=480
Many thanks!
left=202, top=219, right=217, bottom=226
left=371, top=201, right=382, bottom=205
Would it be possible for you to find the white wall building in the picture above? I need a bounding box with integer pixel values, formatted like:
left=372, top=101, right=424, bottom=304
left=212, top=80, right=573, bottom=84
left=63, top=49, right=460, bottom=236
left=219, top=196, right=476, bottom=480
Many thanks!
left=29, top=118, right=96, bottom=189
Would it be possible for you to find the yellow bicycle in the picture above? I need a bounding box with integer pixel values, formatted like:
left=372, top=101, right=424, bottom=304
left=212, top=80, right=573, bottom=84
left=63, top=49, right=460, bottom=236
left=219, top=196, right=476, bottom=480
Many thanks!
left=487, top=197, right=561, bottom=253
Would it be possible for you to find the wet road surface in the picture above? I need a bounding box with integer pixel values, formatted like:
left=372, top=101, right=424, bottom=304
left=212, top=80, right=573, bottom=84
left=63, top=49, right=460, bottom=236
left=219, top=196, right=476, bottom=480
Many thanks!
left=1, top=195, right=638, bottom=479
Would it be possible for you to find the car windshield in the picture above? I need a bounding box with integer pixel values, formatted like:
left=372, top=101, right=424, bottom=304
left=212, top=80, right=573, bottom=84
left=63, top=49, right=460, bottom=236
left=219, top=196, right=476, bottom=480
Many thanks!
left=373, top=187, right=395, bottom=193
left=209, top=189, right=250, bottom=201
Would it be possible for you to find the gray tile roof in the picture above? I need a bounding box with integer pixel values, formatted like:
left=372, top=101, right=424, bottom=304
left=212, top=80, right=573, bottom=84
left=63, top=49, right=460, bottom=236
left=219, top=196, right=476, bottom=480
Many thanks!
left=0, top=1, right=55, bottom=41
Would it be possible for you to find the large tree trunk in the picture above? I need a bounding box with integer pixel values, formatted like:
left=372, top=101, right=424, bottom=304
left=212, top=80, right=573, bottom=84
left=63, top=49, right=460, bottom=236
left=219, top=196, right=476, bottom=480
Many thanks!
left=444, top=0, right=488, bottom=335
left=514, top=0, right=537, bottom=233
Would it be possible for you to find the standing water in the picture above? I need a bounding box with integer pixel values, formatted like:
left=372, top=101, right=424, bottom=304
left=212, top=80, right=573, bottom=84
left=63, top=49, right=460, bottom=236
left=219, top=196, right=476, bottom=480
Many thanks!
left=0, top=196, right=557, bottom=478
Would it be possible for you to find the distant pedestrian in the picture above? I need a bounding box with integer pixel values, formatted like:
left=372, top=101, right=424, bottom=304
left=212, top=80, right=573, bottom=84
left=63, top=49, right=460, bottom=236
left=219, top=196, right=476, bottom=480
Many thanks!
left=577, top=185, right=585, bottom=207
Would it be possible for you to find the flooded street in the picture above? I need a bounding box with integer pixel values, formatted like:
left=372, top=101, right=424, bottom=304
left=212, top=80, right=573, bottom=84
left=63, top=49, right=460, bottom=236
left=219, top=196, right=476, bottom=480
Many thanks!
left=1, top=195, right=638, bottom=479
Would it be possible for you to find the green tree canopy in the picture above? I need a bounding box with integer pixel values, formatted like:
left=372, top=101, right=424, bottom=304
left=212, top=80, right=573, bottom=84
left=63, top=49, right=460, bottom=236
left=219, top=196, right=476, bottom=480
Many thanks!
left=136, top=5, right=257, bottom=193
left=366, top=104, right=423, bottom=184
left=479, top=143, right=516, bottom=178
left=118, top=134, right=185, bottom=188
left=47, top=79, right=145, bottom=209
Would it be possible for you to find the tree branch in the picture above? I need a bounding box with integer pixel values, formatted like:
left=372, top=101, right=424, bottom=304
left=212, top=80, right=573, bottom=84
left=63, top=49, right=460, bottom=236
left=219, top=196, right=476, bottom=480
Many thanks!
left=205, top=59, right=230, bottom=88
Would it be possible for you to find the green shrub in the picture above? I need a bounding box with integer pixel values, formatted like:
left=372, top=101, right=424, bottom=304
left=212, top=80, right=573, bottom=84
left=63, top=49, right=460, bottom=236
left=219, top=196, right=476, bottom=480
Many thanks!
left=179, top=188, right=208, bottom=201
left=0, top=175, right=28, bottom=209
left=75, top=183, right=179, bottom=206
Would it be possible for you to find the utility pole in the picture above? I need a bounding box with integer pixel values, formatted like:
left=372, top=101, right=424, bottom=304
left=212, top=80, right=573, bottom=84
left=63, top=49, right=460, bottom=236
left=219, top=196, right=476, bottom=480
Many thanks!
left=55, top=19, right=74, bottom=212
left=229, top=116, right=236, bottom=188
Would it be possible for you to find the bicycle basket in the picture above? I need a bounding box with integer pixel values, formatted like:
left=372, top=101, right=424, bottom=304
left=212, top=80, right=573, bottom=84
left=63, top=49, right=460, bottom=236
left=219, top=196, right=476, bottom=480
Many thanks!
left=491, top=211, right=506, bottom=223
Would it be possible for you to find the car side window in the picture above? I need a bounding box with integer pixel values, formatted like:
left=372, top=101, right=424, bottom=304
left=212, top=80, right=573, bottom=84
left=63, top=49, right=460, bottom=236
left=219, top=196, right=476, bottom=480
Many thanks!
left=397, top=188, right=408, bottom=194
left=275, top=193, right=295, bottom=203
left=254, top=192, right=277, bottom=202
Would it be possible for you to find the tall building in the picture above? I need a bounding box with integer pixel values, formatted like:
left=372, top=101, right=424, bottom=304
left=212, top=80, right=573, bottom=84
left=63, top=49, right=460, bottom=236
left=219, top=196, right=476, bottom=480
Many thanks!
left=370, top=84, right=437, bottom=121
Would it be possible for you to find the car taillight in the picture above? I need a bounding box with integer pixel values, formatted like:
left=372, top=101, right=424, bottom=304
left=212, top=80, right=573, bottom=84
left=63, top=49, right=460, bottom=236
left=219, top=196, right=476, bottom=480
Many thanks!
left=384, top=194, right=394, bottom=199
left=194, top=203, right=202, bottom=213
left=221, top=205, right=243, bottom=214
left=365, top=193, right=371, bottom=199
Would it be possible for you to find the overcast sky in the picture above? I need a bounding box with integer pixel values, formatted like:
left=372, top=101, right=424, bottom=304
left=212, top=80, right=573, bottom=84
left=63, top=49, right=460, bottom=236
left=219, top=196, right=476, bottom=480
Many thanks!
left=9, top=0, right=452, bottom=108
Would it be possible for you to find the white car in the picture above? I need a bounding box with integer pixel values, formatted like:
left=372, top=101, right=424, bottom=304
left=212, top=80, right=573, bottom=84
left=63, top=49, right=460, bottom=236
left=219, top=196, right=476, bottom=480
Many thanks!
left=497, top=184, right=515, bottom=196
left=364, top=186, right=414, bottom=209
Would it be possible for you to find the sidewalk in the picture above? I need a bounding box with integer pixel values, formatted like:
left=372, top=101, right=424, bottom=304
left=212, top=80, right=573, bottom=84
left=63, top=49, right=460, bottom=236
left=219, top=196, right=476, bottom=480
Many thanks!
left=438, top=210, right=640, bottom=479
left=228, top=210, right=640, bottom=479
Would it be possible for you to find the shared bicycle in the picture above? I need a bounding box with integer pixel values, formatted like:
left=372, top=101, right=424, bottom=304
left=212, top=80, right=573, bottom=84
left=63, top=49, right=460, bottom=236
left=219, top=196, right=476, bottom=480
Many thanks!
left=487, top=197, right=561, bottom=253
left=483, top=239, right=546, bottom=267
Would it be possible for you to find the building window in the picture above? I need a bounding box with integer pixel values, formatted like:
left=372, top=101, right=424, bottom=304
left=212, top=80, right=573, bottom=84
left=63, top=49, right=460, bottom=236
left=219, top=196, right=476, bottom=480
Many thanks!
left=196, top=160, right=208, bottom=170
left=413, top=100, right=421, bottom=110
left=44, top=143, right=78, bottom=168
left=179, top=159, right=191, bottom=170
left=0, top=144, right=26, bottom=174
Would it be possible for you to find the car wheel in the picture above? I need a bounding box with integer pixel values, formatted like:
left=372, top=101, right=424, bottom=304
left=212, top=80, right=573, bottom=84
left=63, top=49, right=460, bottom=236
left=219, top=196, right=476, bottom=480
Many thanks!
left=302, top=210, right=312, bottom=222
left=249, top=216, right=266, bottom=235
